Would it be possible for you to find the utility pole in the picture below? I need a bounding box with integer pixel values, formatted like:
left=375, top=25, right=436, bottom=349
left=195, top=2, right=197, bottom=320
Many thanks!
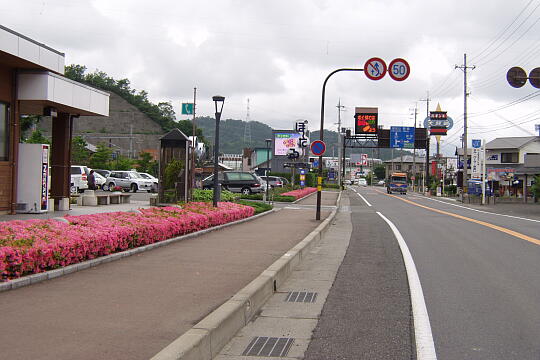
left=412, top=105, right=418, bottom=192
left=456, top=53, right=475, bottom=202
left=190, top=87, right=197, bottom=200
left=419, top=91, right=430, bottom=193
left=336, top=99, right=345, bottom=189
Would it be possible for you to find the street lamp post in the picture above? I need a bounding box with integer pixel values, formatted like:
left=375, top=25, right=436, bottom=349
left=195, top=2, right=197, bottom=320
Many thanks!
left=212, top=96, right=225, bottom=207
left=265, top=139, right=271, bottom=203
left=316, top=68, right=363, bottom=220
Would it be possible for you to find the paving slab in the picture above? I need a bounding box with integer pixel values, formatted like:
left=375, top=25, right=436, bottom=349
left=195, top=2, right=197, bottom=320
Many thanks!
left=0, top=204, right=331, bottom=360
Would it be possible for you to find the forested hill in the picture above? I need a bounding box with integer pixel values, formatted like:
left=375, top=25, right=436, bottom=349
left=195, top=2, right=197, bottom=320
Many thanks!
left=195, top=117, right=412, bottom=160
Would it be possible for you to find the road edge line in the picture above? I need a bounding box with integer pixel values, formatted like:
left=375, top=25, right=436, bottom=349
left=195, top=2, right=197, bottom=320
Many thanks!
left=151, top=191, right=342, bottom=360
left=376, top=211, right=437, bottom=360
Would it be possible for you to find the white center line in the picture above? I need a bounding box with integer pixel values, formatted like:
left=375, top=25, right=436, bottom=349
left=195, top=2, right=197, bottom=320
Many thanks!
left=377, top=212, right=437, bottom=360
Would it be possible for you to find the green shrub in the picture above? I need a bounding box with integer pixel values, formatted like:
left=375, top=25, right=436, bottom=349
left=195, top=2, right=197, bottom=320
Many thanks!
left=163, top=159, right=184, bottom=189
left=273, top=195, right=295, bottom=202
left=192, top=189, right=239, bottom=202
left=324, top=183, right=340, bottom=189
left=236, top=199, right=273, bottom=214
left=241, top=193, right=264, bottom=200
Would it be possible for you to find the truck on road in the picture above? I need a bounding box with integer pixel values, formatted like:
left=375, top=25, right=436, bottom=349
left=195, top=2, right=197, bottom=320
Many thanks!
left=387, top=172, right=408, bottom=194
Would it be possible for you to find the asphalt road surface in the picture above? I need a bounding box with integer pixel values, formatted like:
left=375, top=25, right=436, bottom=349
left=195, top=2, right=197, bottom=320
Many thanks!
left=348, top=186, right=540, bottom=360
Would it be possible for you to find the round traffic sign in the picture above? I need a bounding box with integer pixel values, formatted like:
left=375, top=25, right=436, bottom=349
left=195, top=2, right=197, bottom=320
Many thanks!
left=507, top=67, right=527, bottom=88
left=364, top=57, right=387, bottom=81
left=388, top=58, right=410, bottom=81
left=529, top=67, right=540, bottom=89
left=310, top=140, right=326, bottom=156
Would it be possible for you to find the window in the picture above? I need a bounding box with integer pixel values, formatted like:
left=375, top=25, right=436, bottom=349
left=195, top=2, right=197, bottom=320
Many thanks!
left=501, top=152, right=518, bottom=163
left=240, top=173, right=255, bottom=180
left=0, top=102, right=9, bottom=161
left=70, top=167, right=81, bottom=175
left=226, top=172, right=241, bottom=181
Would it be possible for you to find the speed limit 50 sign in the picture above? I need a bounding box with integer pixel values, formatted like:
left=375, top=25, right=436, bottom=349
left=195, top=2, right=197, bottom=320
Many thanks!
left=388, top=58, right=410, bottom=81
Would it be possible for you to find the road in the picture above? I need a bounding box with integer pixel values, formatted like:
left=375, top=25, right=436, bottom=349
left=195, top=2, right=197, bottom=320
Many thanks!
left=344, top=185, right=540, bottom=359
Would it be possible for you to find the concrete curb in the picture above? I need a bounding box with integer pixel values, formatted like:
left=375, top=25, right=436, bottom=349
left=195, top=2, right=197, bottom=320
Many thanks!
left=151, top=191, right=342, bottom=360
left=0, top=208, right=279, bottom=293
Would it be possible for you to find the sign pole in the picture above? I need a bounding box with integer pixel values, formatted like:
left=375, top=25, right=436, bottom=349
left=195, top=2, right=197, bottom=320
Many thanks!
left=317, top=68, right=363, bottom=220
left=482, top=140, right=486, bottom=205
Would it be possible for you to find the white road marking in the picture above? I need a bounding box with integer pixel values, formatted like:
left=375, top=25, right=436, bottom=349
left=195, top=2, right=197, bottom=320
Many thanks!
left=418, top=196, right=540, bottom=223
left=377, top=212, right=437, bottom=360
left=351, top=188, right=372, bottom=207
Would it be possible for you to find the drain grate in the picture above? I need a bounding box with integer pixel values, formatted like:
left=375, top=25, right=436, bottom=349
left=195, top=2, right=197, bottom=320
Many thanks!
left=242, top=336, right=294, bottom=357
left=284, top=291, right=317, bottom=303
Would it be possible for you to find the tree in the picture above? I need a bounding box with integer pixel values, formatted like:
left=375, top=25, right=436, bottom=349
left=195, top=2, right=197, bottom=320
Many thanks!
left=113, top=156, right=134, bottom=171
left=373, top=164, right=386, bottom=180
left=88, top=143, right=112, bottom=169
left=163, top=159, right=184, bottom=189
left=137, top=151, right=156, bottom=174
left=25, top=129, right=50, bottom=144
left=532, top=175, right=540, bottom=198
left=20, top=115, right=41, bottom=141
left=71, top=136, right=90, bottom=165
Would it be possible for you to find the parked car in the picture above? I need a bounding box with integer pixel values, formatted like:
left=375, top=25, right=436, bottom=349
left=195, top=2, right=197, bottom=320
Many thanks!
left=138, top=172, right=158, bottom=192
left=377, top=179, right=386, bottom=186
left=202, top=171, right=264, bottom=195
left=93, top=169, right=111, bottom=179
left=279, top=177, right=290, bottom=186
left=70, top=165, right=90, bottom=193
left=344, top=179, right=352, bottom=185
left=93, top=172, right=106, bottom=189
left=105, top=171, right=154, bottom=193
left=265, top=176, right=285, bottom=188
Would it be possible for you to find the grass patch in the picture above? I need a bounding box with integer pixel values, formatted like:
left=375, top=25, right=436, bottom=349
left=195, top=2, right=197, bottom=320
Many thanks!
left=236, top=200, right=273, bottom=214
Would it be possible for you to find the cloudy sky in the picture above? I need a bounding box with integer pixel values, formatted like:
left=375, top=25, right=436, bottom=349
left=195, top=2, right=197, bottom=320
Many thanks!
left=2, top=0, right=540, bottom=155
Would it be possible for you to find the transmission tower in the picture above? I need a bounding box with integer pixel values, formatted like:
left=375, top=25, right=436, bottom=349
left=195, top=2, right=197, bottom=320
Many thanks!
left=243, top=98, right=252, bottom=148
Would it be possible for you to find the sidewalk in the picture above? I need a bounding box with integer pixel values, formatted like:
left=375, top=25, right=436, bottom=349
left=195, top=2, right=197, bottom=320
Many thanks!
left=0, top=192, right=338, bottom=360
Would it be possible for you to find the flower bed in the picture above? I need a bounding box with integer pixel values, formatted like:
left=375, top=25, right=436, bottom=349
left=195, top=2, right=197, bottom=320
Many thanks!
left=280, top=187, right=317, bottom=200
left=0, top=202, right=254, bottom=281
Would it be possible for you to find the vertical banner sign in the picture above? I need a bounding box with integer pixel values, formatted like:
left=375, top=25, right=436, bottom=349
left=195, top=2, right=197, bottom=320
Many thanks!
left=295, top=121, right=309, bottom=148
left=471, top=139, right=482, bottom=180
left=41, top=144, right=49, bottom=211
left=354, top=107, right=378, bottom=134
left=361, top=153, right=368, bottom=166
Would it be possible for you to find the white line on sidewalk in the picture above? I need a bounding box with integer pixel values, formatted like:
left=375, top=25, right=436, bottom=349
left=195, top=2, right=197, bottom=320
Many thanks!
left=376, top=211, right=437, bottom=360
left=419, top=196, right=540, bottom=223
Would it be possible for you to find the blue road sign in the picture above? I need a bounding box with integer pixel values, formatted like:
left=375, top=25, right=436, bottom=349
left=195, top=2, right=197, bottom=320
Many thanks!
left=390, top=126, right=415, bottom=149
left=472, top=139, right=482, bottom=148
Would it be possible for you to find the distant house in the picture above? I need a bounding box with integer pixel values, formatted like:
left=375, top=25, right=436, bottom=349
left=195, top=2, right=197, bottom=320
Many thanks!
left=484, top=136, right=540, bottom=198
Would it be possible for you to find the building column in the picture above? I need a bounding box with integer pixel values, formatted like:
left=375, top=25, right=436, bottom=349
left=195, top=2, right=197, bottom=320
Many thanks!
left=50, top=112, right=72, bottom=210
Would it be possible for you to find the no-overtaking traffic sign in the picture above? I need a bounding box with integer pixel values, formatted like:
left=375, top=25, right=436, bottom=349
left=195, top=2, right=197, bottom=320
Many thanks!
left=364, top=57, right=387, bottom=80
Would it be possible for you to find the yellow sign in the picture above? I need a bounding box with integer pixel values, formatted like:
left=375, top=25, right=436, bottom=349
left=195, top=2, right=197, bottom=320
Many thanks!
left=300, top=175, right=305, bottom=181
left=317, top=185, right=322, bottom=191
left=317, top=177, right=323, bottom=185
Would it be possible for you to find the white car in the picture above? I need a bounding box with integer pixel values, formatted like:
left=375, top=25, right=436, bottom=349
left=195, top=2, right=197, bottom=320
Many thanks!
left=70, top=165, right=89, bottom=193
left=105, top=171, right=154, bottom=193
left=138, top=172, right=158, bottom=192
left=357, top=178, right=368, bottom=186
left=93, top=172, right=106, bottom=189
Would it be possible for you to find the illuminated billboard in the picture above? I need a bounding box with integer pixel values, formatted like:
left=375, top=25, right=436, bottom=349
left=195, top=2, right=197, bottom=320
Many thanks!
left=274, top=132, right=301, bottom=156
left=354, top=107, right=378, bottom=134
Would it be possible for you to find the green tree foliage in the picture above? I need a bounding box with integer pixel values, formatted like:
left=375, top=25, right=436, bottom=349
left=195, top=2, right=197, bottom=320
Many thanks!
left=20, top=115, right=41, bottom=141
left=88, top=143, right=112, bottom=169
left=373, top=164, right=386, bottom=179
left=71, top=136, right=90, bottom=164
left=137, top=151, right=157, bottom=174
left=25, top=129, right=50, bottom=144
left=64, top=64, right=177, bottom=131
left=163, top=159, right=184, bottom=189
left=113, top=155, right=134, bottom=171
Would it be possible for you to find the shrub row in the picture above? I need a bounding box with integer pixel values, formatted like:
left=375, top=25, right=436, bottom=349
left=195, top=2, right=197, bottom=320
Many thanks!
left=0, top=202, right=254, bottom=281
left=280, top=187, right=317, bottom=200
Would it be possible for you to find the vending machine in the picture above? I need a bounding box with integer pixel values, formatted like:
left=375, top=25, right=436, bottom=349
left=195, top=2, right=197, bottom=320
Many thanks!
left=17, top=143, right=50, bottom=213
